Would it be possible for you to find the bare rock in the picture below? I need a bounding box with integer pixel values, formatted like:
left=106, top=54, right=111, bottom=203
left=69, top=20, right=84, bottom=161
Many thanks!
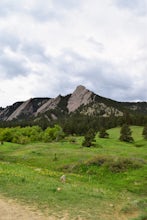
left=36, top=95, right=61, bottom=115
left=7, top=98, right=48, bottom=121
left=67, top=85, right=93, bottom=113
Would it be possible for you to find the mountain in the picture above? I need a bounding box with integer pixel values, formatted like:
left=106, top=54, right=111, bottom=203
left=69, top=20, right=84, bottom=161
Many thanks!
left=0, top=85, right=147, bottom=123
left=0, top=98, right=49, bottom=121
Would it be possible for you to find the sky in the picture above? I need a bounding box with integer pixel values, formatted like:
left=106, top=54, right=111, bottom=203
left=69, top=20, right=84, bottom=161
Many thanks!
left=0, top=0, right=147, bottom=107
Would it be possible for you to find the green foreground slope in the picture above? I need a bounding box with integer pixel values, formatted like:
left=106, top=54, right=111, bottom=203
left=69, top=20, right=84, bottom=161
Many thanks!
left=0, top=126, right=146, bottom=220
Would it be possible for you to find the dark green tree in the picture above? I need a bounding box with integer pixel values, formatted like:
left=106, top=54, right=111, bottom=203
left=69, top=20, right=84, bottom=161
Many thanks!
left=119, top=124, right=134, bottom=142
left=99, top=128, right=109, bottom=138
left=82, top=129, right=96, bottom=147
left=142, top=125, right=147, bottom=140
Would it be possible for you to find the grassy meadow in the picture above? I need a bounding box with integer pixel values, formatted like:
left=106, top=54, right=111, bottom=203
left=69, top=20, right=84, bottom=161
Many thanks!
left=0, top=126, right=146, bottom=220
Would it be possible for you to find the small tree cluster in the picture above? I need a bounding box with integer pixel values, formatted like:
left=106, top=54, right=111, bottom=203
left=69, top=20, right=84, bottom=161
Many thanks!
left=0, top=125, right=65, bottom=144
left=43, top=125, right=65, bottom=142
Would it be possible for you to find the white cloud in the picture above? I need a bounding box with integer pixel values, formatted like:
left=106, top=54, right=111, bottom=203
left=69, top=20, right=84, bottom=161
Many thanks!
left=0, top=0, right=147, bottom=107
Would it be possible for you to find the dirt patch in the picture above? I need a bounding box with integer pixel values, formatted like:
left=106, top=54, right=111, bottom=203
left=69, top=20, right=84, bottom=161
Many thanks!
left=0, top=196, right=55, bottom=220
left=0, top=196, right=140, bottom=220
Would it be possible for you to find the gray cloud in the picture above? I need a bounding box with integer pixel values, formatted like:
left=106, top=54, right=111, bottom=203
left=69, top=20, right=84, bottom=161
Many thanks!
left=53, top=0, right=82, bottom=9
left=0, top=31, right=20, bottom=51
left=0, top=0, right=22, bottom=17
left=0, top=0, right=82, bottom=22
left=30, top=0, right=82, bottom=22
left=114, top=0, right=147, bottom=16
left=0, top=54, right=29, bottom=78
left=0, top=1, right=55, bottom=21
left=87, top=37, right=104, bottom=53
left=20, top=43, right=50, bottom=63
left=48, top=48, right=147, bottom=102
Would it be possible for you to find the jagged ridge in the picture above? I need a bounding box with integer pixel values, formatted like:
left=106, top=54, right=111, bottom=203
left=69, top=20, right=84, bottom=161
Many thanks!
left=0, top=85, right=147, bottom=122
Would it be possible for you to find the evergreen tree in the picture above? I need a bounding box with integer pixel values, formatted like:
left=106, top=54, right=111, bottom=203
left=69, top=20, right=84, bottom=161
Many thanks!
left=99, top=128, right=109, bottom=138
left=119, top=124, right=134, bottom=142
left=142, top=125, right=147, bottom=140
left=82, top=129, right=96, bottom=147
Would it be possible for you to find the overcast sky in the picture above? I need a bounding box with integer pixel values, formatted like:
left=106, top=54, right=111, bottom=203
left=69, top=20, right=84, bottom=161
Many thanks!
left=0, top=0, right=147, bottom=107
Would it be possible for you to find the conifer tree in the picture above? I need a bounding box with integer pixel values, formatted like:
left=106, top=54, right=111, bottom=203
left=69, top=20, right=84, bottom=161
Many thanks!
left=82, top=129, right=96, bottom=147
left=142, top=125, right=147, bottom=140
left=119, top=124, right=134, bottom=142
left=99, top=128, right=109, bottom=138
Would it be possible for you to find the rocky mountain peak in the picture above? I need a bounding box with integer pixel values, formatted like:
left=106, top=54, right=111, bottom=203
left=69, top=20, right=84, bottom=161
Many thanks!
left=74, top=85, right=86, bottom=92
left=67, top=85, right=93, bottom=113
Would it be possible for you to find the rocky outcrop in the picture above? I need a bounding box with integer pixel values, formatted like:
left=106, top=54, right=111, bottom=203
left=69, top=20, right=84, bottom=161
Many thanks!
left=0, top=102, right=23, bottom=121
left=81, top=102, right=123, bottom=117
left=36, top=95, right=62, bottom=115
left=7, top=99, right=33, bottom=121
left=6, top=98, right=49, bottom=121
left=67, top=85, right=93, bottom=113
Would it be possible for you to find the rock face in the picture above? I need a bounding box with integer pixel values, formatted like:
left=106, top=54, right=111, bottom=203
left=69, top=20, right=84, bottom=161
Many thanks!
left=36, top=95, right=61, bottom=115
left=7, top=99, right=33, bottom=121
left=67, top=85, right=93, bottom=113
left=0, top=102, right=23, bottom=121
left=4, top=98, right=49, bottom=121
left=81, top=102, right=124, bottom=117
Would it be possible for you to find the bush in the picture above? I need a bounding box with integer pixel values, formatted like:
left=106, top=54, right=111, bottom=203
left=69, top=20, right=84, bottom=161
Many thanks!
left=65, top=136, right=77, bottom=143
left=0, top=128, right=13, bottom=142
left=63, top=156, right=144, bottom=174
left=107, top=158, right=143, bottom=173
left=86, top=155, right=109, bottom=166
left=43, top=125, right=65, bottom=142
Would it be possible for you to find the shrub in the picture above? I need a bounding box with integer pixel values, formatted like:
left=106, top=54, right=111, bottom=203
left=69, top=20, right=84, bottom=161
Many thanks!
left=62, top=156, right=144, bottom=174
left=86, top=155, right=109, bottom=166
left=43, top=125, right=65, bottom=142
left=107, top=158, right=143, bottom=173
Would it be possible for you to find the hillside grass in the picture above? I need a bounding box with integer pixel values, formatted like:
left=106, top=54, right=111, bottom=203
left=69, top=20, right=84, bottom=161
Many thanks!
left=0, top=126, right=146, bottom=220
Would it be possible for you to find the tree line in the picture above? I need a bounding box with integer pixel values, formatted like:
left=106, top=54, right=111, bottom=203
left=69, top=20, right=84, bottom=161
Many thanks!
left=0, top=124, right=146, bottom=146
left=0, top=111, right=147, bottom=135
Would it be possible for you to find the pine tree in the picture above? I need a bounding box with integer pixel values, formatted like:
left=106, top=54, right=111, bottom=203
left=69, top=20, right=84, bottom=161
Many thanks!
left=142, top=125, right=147, bottom=140
left=82, top=129, right=96, bottom=147
left=119, top=124, right=134, bottom=142
left=99, top=128, right=109, bottom=138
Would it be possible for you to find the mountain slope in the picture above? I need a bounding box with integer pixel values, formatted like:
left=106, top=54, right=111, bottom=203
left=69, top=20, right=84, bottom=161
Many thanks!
left=0, top=85, right=147, bottom=122
left=0, top=98, right=49, bottom=121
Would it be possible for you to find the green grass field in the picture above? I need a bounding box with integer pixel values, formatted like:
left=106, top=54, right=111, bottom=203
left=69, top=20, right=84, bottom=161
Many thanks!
left=0, top=126, right=146, bottom=220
